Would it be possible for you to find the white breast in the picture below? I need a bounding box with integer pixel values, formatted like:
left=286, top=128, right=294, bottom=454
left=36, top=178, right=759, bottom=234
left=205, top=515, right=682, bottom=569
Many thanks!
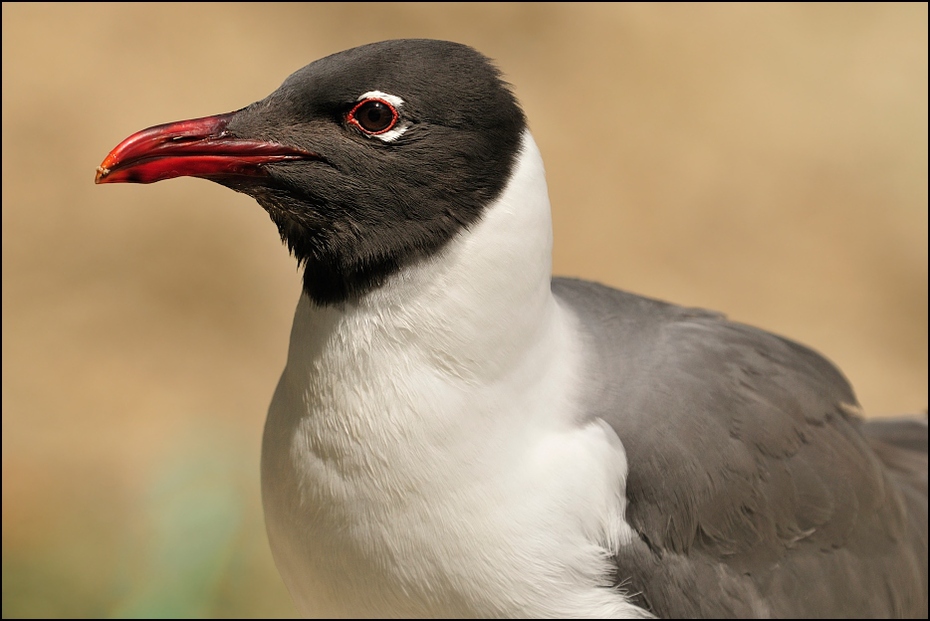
left=260, top=133, right=648, bottom=618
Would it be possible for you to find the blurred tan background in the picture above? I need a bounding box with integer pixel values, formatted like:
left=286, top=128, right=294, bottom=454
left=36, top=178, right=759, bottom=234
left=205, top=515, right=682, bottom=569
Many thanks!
left=3, top=3, right=926, bottom=617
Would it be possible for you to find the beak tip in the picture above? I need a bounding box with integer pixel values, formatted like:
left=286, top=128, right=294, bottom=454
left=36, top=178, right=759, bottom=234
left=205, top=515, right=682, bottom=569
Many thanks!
left=95, top=165, right=110, bottom=184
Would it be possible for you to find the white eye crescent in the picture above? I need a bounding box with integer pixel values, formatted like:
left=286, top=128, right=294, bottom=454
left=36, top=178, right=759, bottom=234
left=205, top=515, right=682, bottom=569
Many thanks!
left=350, top=91, right=411, bottom=142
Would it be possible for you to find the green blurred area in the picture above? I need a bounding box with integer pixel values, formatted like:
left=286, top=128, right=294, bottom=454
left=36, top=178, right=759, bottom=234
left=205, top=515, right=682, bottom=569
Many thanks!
left=3, top=432, right=296, bottom=618
left=3, top=3, right=926, bottom=618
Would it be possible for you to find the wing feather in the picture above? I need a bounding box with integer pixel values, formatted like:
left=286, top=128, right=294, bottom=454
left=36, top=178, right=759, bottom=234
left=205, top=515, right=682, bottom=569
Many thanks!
left=553, top=277, right=927, bottom=617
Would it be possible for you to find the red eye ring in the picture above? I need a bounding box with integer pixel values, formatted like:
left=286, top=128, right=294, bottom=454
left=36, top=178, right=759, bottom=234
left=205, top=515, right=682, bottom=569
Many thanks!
left=347, top=98, right=399, bottom=135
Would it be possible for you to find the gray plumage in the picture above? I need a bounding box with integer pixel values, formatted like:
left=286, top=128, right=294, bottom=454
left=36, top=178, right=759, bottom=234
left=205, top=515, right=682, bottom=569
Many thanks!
left=555, top=278, right=928, bottom=617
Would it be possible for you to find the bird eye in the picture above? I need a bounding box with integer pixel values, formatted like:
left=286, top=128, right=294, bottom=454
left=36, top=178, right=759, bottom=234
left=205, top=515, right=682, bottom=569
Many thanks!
left=347, top=99, right=398, bottom=135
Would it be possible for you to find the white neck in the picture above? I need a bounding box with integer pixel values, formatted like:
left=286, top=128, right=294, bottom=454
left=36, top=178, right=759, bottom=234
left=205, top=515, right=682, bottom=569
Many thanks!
left=294, top=129, right=557, bottom=382
left=262, top=131, right=642, bottom=618
left=271, top=132, right=568, bottom=471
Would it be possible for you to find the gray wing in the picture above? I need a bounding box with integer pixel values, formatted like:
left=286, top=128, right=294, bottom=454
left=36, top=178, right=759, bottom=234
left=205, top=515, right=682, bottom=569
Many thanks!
left=553, top=277, right=928, bottom=618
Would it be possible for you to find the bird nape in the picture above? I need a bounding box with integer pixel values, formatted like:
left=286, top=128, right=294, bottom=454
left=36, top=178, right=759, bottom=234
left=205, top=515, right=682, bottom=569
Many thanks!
left=96, top=39, right=928, bottom=618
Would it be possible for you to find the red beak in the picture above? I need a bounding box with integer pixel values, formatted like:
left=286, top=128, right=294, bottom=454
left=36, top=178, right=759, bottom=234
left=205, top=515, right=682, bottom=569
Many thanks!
left=95, top=112, right=318, bottom=184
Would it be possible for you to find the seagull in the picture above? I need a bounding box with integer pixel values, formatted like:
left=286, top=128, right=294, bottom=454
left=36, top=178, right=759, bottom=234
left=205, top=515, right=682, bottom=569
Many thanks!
left=96, top=39, right=927, bottom=618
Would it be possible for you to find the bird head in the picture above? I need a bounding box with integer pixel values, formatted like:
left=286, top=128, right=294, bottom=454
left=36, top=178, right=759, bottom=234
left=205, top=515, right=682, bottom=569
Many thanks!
left=96, top=39, right=526, bottom=305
